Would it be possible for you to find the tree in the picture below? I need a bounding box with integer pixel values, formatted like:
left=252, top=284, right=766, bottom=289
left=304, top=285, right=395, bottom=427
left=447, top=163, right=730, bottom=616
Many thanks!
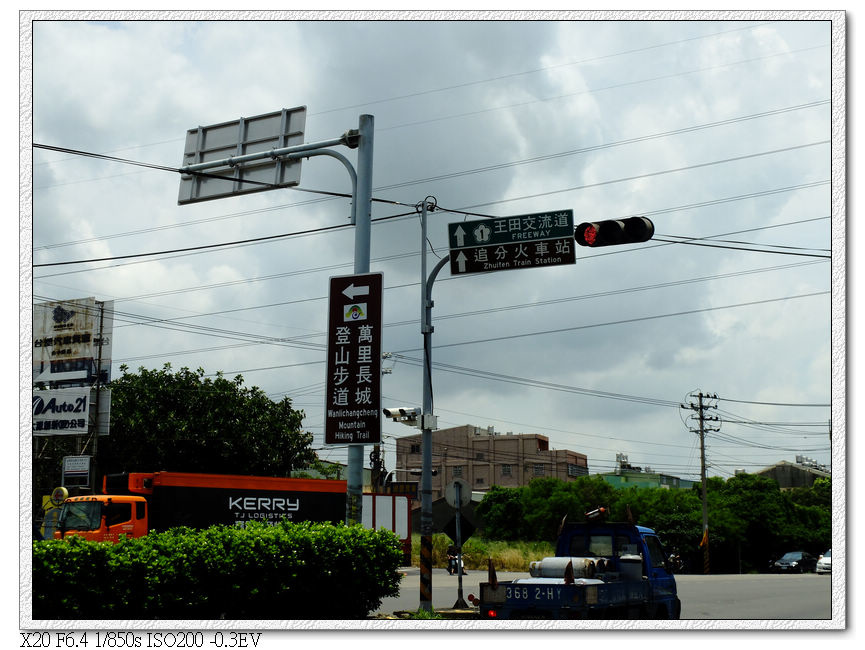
left=97, top=364, right=316, bottom=476
left=473, top=473, right=831, bottom=573
left=786, top=477, right=831, bottom=509
left=706, top=473, right=808, bottom=572
left=611, top=486, right=703, bottom=563
left=522, top=478, right=574, bottom=540
left=477, top=477, right=618, bottom=541
left=292, top=457, right=346, bottom=480
left=475, top=485, right=525, bottom=540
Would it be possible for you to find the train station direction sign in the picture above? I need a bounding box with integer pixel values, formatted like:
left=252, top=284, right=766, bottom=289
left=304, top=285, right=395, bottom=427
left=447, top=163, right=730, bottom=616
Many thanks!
left=447, top=209, right=576, bottom=275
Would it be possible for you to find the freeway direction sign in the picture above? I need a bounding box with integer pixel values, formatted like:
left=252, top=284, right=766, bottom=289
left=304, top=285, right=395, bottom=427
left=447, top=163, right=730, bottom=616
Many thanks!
left=447, top=209, right=576, bottom=276
left=324, top=272, right=383, bottom=445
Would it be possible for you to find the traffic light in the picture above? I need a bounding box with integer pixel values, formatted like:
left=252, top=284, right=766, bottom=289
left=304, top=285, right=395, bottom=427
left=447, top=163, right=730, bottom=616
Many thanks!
left=574, top=216, right=655, bottom=247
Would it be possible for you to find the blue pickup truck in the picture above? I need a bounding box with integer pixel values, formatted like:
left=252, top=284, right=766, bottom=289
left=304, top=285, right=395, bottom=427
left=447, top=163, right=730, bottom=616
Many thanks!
left=474, top=513, right=681, bottom=619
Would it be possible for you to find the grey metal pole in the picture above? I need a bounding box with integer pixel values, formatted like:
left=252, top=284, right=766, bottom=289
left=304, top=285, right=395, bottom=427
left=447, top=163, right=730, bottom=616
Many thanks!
left=346, top=114, right=374, bottom=526
left=453, top=481, right=468, bottom=609
left=180, top=135, right=351, bottom=174
left=419, top=200, right=434, bottom=611
left=417, top=208, right=451, bottom=612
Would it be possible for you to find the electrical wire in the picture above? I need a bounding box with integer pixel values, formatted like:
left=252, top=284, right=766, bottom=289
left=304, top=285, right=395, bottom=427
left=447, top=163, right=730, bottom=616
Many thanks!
left=33, top=128, right=830, bottom=269
left=439, top=140, right=830, bottom=214
left=311, top=22, right=777, bottom=117
left=33, top=105, right=830, bottom=260
left=376, top=45, right=828, bottom=134
left=391, top=290, right=830, bottom=354
left=719, top=396, right=831, bottom=407
left=652, top=236, right=830, bottom=259
left=109, top=257, right=822, bottom=360
left=390, top=355, right=680, bottom=409
left=95, top=285, right=829, bottom=375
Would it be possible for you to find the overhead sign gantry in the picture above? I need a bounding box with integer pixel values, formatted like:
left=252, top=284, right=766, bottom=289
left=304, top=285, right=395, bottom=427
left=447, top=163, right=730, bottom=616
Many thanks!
left=177, top=107, right=376, bottom=528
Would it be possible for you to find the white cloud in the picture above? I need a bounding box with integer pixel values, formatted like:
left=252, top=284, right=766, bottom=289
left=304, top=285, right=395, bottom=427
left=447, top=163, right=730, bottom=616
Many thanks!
left=27, top=15, right=838, bottom=480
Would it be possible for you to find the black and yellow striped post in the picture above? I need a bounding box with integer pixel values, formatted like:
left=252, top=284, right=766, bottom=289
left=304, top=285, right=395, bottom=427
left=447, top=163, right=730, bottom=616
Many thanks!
left=420, top=533, right=433, bottom=610
left=700, top=526, right=710, bottom=574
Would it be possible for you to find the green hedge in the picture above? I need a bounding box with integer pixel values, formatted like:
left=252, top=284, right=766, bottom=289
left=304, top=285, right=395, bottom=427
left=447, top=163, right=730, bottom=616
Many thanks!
left=32, top=521, right=403, bottom=620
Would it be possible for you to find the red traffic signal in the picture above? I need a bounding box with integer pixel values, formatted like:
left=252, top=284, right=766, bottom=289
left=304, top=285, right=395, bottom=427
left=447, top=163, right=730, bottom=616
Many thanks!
left=575, top=216, right=655, bottom=247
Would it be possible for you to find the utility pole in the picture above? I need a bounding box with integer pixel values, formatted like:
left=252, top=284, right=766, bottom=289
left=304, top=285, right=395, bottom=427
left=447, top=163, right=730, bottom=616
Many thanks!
left=681, top=391, right=719, bottom=574
left=418, top=197, right=449, bottom=613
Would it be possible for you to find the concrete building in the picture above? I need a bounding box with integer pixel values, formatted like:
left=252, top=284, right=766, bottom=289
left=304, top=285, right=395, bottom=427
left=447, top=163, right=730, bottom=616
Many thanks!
left=596, top=453, right=695, bottom=490
left=394, top=424, right=589, bottom=501
left=755, top=457, right=830, bottom=489
left=599, top=470, right=695, bottom=490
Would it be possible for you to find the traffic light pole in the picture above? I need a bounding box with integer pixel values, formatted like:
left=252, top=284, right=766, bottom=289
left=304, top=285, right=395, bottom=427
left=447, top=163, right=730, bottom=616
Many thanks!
left=411, top=206, right=659, bottom=611
left=419, top=198, right=449, bottom=613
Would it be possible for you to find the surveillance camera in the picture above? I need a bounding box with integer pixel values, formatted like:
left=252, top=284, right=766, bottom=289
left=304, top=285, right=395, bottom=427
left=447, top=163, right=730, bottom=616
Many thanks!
left=382, top=407, right=425, bottom=430
left=382, top=406, right=421, bottom=420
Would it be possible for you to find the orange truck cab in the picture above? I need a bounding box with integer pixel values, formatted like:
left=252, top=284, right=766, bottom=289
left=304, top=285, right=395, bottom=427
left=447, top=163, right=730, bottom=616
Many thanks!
left=55, top=495, right=148, bottom=542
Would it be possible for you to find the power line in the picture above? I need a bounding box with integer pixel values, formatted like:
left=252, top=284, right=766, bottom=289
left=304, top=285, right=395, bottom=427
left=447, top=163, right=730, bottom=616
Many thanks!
left=33, top=102, right=830, bottom=268
left=373, top=102, right=829, bottom=194
left=312, top=22, right=775, bottom=117
left=444, top=140, right=830, bottom=214
left=79, top=262, right=816, bottom=370
left=33, top=103, right=829, bottom=257
left=719, top=397, right=831, bottom=407
left=31, top=22, right=818, bottom=188
left=393, top=356, right=679, bottom=408
left=31, top=203, right=416, bottom=268
left=715, top=407, right=830, bottom=437
left=32, top=140, right=830, bottom=269
left=392, top=291, right=830, bottom=354
left=89, top=257, right=820, bottom=367
left=105, top=293, right=829, bottom=431
left=653, top=236, right=830, bottom=259
left=34, top=187, right=829, bottom=282
left=33, top=220, right=351, bottom=268
left=376, top=44, right=828, bottom=134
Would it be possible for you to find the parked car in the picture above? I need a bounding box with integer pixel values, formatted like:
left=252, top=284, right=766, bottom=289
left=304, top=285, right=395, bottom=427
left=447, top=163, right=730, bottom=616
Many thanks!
left=816, top=549, right=831, bottom=574
left=772, top=551, right=817, bottom=573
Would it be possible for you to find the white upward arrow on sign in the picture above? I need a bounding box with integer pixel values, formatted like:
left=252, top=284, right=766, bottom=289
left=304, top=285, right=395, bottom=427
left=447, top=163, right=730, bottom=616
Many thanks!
left=455, top=252, right=468, bottom=273
left=342, top=283, right=370, bottom=300
left=453, top=225, right=467, bottom=247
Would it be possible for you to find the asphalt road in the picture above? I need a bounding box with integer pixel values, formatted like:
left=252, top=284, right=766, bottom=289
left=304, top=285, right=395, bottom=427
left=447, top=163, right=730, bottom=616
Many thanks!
left=374, top=568, right=835, bottom=621
left=675, top=573, right=833, bottom=620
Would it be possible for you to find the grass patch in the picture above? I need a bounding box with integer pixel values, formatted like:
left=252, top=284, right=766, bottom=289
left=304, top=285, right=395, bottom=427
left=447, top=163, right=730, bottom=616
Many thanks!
left=410, top=534, right=554, bottom=572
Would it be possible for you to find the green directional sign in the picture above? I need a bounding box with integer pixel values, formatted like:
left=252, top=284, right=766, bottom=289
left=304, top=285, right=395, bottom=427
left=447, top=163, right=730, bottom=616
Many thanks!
left=448, top=209, right=576, bottom=276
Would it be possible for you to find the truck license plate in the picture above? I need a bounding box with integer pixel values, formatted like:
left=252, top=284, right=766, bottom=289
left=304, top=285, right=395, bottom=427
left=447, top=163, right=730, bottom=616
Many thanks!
left=506, top=585, right=564, bottom=602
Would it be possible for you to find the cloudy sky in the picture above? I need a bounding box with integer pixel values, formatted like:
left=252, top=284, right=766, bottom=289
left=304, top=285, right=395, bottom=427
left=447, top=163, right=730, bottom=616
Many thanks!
left=25, top=12, right=843, bottom=485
